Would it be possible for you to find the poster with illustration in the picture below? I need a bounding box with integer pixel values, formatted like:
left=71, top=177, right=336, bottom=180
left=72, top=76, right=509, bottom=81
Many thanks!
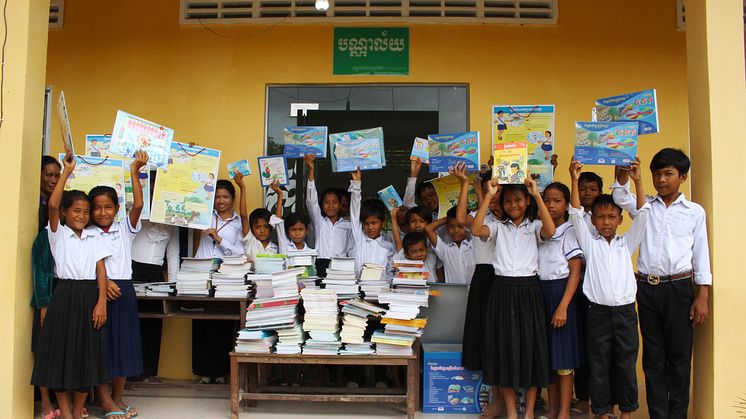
left=594, top=89, right=659, bottom=134
left=329, top=136, right=383, bottom=172
left=493, top=142, right=528, bottom=185
left=422, top=344, right=486, bottom=414
left=109, top=110, right=174, bottom=169
left=491, top=105, right=554, bottom=189
left=283, top=126, right=328, bottom=158
left=428, top=174, right=479, bottom=219
left=150, top=142, right=220, bottom=230
left=377, top=185, right=403, bottom=211
left=257, top=156, right=289, bottom=187
left=227, top=159, right=251, bottom=179
left=85, top=135, right=112, bottom=158
left=574, top=122, right=638, bottom=166
left=57, top=91, right=75, bottom=154
left=410, top=137, right=430, bottom=164
left=428, top=132, right=480, bottom=173
left=329, top=128, right=386, bottom=166
left=58, top=154, right=125, bottom=220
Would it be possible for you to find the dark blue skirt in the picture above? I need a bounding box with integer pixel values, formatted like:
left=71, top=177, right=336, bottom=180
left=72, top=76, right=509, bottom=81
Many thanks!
left=461, top=264, right=495, bottom=371
left=107, top=280, right=143, bottom=378
left=540, top=278, right=583, bottom=371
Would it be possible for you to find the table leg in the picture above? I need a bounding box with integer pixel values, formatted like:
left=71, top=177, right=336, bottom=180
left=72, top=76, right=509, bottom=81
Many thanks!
left=247, top=362, right=258, bottom=407
left=230, top=356, right=238, bottom=419
left=407, top=357, right=420, bottom=418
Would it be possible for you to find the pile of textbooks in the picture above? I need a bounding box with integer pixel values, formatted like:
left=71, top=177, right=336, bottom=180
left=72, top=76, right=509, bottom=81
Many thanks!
left=254, top=254, right=287, bottom=275
left=287, top=248, right=319, bottom=290
left=234, top=329, right=278, bottom=354
left=175, top=257, right=216, bottom=296
left=134, top=282, right=175, bottom=297
left=371, top=329, right=417, bottom=356
left=322, top=257, right=359, bottom=300
left=212, top=255, right=252, bottom=298
left=300, top=289, right=341, bottom=355
left=338, top=298, right=386, bottom=355
left=391, top=259, right=430, bottom=288
left=358, top=263, right=388, bottom=302
left=378, top=259, right=430, bottom=319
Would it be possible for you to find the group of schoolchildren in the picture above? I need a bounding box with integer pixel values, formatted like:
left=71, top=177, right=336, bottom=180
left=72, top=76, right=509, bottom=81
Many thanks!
left=31, top=145, right=710, bottom=419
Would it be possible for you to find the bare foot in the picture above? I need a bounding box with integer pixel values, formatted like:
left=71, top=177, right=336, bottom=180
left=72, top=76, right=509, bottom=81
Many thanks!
left=114, top=397, right=137, bottom=417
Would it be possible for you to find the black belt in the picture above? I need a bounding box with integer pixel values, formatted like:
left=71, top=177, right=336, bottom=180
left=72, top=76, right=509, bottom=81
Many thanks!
left=636, top=271, right=692, bottom=285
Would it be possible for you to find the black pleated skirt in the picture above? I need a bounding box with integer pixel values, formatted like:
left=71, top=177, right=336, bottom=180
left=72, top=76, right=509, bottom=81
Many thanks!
left=539, top=278, right=583, bottom=371
left=107, top=280, right=143, bottom=378
left=482, top=275, right=551, bottom=389
left=461, top=264, right=495, bottom=371
left=31, top=280, right=108, bottom=390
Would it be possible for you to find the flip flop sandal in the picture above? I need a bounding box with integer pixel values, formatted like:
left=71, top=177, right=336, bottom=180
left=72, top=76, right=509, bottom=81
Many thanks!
left=80, top=407, right=89, bottom=418
left=103, top=412, right=127, bottom=418
left=43, top=409, right=60, bottom=419
left=124, top=406, right=138, bottom=418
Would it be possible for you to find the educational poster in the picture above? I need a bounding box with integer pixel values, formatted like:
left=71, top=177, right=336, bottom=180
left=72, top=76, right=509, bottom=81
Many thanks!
left=257, top=156, right=289, bottom=187
left=329, top=136, right=383, bottom=172
left=428, top=174, right=479, bottom=219
left=150, top=142, right=221, bottom=230
left=594, top=89, right=659, bottom=135
left=422, top=345, right=486, bottom=414
left=491, top=105, right=555, bottom=189
left=227, top=159, right=251, bottom=179
left=428, top=132, right=480, bottom=173
left=58, top=154, right=125, bottom=220
left=574, top=122, right=638, bottom=166
left=85, top=135, right=112, bottom=158
left=283, top=126, right=328, bottom=158
left=378, top=185, right=403, bottom=211
left=57, top=91, right=75, bottom=154
left=330, top=127, right=386, bottom=165
left=410, top=137, right=430, bottom=164
left=493, top=142, right=528, bottom=184
left=110, top=110, right=175, bottom=169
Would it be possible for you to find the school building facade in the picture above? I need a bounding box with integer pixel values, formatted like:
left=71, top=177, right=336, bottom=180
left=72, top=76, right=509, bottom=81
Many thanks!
left=1, top=0, right=744, bottom=417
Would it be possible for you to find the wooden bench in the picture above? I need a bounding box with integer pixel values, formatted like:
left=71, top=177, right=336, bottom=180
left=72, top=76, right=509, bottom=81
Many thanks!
left=229, top=341, right=420, bottom=419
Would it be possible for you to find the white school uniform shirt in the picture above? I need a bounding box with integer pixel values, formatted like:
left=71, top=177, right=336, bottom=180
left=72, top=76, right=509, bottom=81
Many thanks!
left=611, top=180, right=712, bottom=285
left=195, top=210, right=245, bottom=259
left=48, top=223, right=113, bottom=280
left=88, top=217, right=141, bottom=280
left=349, top=180, right=396, bottom=278
left=394, top=246, right=440, bottom=281
left=131, top=220, right=180, bottom=281
left=570, top=204, right=650, bottom=306
left=306, top=180, right=353, bottom=259
left=432, top=237, right=476, bottom=284
left=269, top=215, right=312, bottom=255
left=403, top=177, right=417, bottom=209
left=488, top=218, right=543, bottom=277
left=468, top=210, right=498, bottom=265
left=241, top=229, right=278, bottom=262
left=538, top=222, right=583, bottom=281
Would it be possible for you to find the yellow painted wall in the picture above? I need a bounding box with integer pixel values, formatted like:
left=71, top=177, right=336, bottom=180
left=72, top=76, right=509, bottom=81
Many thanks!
left=45, top=0, right=691, bottom=380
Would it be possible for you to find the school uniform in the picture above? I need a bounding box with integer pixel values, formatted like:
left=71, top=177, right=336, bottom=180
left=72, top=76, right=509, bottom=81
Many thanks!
left=131, top=220, right=180, bottom=378
left=572, top=208, right=595, bottom=402
left=306, top=179, right=353, bottom=277
left=432, top=236, right=475, bottom=285
left=482, top=218, right=550, bottom=389
left=393, top=245, right=440, bottom=281
left=269, top=215, right=312, bottom=255
left=461, top=210, right=498, bottom=371
left=538, top=222, right=584, bottom=372
left=31, top=224, right=112, bottom=390
left=570, top=203, right=650, bottom=416
left=193, top=210, right=247, bottom=379
left=349, top=180, right=396, bottom=278
left=612, top=181, right=712, bottom=419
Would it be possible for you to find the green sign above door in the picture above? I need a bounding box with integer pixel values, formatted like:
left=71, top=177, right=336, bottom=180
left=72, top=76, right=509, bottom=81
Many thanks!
left=333, top=27, right=409, bottom=76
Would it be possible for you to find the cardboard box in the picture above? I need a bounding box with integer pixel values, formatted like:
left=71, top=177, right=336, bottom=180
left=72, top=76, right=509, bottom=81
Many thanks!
left=422, top=343, right=490, bottom=413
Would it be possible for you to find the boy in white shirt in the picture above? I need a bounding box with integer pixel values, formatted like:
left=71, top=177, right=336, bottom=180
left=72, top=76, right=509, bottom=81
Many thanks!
left=569, top=159, right=649, bottom=419
left=349, top=169, right=395, bottom=278
left=610, top=149, right=711, bottom=419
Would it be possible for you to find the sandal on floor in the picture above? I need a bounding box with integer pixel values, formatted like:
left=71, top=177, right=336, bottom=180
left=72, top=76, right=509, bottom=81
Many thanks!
left=198, top=376, right=212, bottom=384
left=480, top=403, right=501, bottom=418
left=214, top=377, right=226, bottom=384
left=43, top=409, right=60, bottom=419
left=103, top=412, right=128, bottom=419
left=123, top=406, right=137, bottom=418
left=80, top=407, right=89, bottom=418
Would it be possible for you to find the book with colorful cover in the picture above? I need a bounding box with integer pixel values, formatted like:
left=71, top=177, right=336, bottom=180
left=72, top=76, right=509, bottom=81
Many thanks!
left=58, top=154, right=126, bottom=220
left=109, top=110, right=175, bottom=169
left=428, top=174, right=479, bottom=219
left=227, top=159, right=251, bottom=179
left=57, top=91, right=75, bottom=154
left=329, top=135, right=383, bottom=172
left=410, top=137, right=430, bottom=164
left=257, top=156, right=289, bottom=187
left=574, top=122, right=638, bottom=166
left=283, top=126, right=328, bottom=158
left=594, top=89, right=659, bottom=135
left=428, top=131, right=480, bottom=173
left=493, top=142, right=528, bottom=184
left=330, top=127, right=386, bottom=164
left=377, top=185, right=403, bottom=211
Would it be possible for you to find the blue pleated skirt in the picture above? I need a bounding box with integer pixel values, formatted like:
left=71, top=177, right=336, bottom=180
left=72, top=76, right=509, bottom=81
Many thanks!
left=106, top=280, right=143, bottom=378
left=539, top=278, right=584, bottom=371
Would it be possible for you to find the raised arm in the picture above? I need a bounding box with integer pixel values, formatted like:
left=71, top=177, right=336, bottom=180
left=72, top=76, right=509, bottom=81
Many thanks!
left=233, top=172, right=250, bottom=236
left=49, top=150, right=75, bottom=232
left=472, top=180, right=499, bottom=239
left=165, top=227, right=180, bottom=281
left=349, top=167, right=362, bottom=242
left=391, top=206, right=404, bottom=252
left=623, top=162, right=649, bottom=251
left=569, top=160, right=592, bottom=250
left=628, top=158, right=646, bottom=210
left=403, top=158, right=422, bottom=208
left=611, top=157, right=641, bottom=216
left=425, top=218, right=447, bottom=247
left=270, top=215, right=289, bottom=255
left=526, top=175, right=555, bottom=239
left=450, top=163, right=471, bottom=227
left=128, top=151, right=149, bottom=228
left=304, top=155, right=322, bottom=224
left=270, top=180, right=283, bottom=219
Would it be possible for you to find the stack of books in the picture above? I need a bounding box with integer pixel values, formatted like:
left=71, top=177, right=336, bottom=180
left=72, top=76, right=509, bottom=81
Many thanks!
left=323, top=257, right=359, bottom=300
left=145, top=282, right=176, bottom=297
left=381, top=317, right=427, bottom=341
left=254, top=254, right=287, bottom=275
left=391, top=259, right=430, bottom=288
left=287, top=248, right=319, bottom=290
left=246, top=274, right=273, bottom=299
left=338, top=298, right=386, bottom=355
left=212, top=255, right=252, bottom=298
left=358, top=263, right=387, bottom=302
left=271, top=267, right=305, bottom=298
left=175, top=257, right=216, bottom=296
left=300, top=289, right=341, bottom=355
left=234, top=329, right=278, bottom=354
left=244, top=295, right=300, bottom=333
left=377, top=288, right=429, bottom=320
left=371, top=329, right=417, bottom=356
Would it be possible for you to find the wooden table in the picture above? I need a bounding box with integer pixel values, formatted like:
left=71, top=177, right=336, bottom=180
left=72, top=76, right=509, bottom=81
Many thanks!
left=230, top=341, right=421, bottom=419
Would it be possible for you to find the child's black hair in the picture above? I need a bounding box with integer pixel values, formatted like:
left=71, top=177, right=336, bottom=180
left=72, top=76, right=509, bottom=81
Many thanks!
left=61, top=190, right=89, bottom=210
left=591, top=194, right=622, bottom=215
left=88, top=185, right=119, bottom=209
left=543, top=182, right=571, bottom=221
left=360, top=198, right=386, bottom=223
left=415, top=181, right=435, bottom=199
left=650, top=148, right=690, bottom=175
left=578, top=171, right=603, bottom=190
left=446, top=206, right=459, bottom=221
left=249, top=208, right=272, bottom=228
left=405, top=205, right=433, bottom=224
left=402, top=231, right=428, bottom=254
left=283, top=212, right=309, bottom=238
left=498, top=184, right=538, bottom=221
left=215, top=179, right=235, bottom=198
left=41, top=155, right=61, bottom=171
